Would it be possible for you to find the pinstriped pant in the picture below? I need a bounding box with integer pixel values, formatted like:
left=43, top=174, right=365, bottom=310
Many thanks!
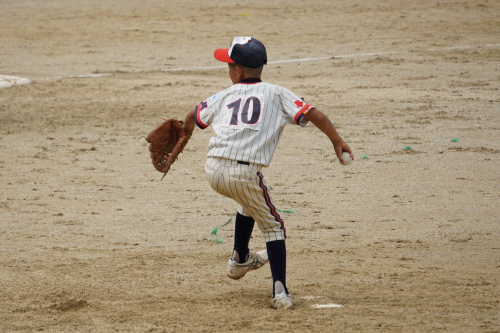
left=205, top=157, right=286, bottom=242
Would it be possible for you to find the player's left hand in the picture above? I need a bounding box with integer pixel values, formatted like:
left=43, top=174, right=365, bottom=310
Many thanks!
left=145, top=118, right=191, bottom=180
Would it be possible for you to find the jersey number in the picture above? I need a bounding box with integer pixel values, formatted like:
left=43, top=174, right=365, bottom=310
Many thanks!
left=227, top=97, right=261, bottom=125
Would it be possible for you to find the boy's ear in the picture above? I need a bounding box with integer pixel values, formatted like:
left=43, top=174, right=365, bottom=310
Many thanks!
left=236, top=65, right=243, bottom=77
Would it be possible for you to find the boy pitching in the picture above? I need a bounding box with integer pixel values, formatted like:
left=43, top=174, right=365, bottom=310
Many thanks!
left=183, top=37, right=353, bottom=309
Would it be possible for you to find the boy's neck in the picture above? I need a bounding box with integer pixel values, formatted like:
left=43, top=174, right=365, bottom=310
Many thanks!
left=239, top=78, right=262, bottom=83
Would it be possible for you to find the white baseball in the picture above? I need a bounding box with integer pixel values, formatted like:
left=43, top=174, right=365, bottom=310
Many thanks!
left=339, top=152, right=351, bottom=165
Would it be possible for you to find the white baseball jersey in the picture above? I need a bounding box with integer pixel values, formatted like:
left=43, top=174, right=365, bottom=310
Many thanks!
left=194, top=79, right=315, bottom=166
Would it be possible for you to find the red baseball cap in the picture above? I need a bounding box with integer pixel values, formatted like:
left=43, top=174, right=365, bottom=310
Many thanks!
left=214, top=37, right=267, bottom=69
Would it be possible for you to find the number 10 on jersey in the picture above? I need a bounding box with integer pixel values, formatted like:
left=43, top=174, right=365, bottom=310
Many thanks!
left=224, top=95, right=263, bottom=130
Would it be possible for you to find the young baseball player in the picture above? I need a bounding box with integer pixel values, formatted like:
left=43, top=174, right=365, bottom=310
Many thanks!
left=183, top=37, right=353, bottom=309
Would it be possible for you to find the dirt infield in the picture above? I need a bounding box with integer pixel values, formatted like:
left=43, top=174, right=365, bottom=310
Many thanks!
left=1, top=0, right=499, bottom=332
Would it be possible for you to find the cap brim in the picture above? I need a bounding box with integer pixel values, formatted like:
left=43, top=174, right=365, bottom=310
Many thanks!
left=214, top=48, right=235, bottom=63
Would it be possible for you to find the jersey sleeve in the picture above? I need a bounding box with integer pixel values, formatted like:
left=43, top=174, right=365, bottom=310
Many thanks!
left=193, top=93, right=222, bottom=129
left=278, top=86, right=315, bottom=127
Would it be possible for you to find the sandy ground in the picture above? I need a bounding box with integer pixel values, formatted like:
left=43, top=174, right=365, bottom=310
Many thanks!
left=1, top=0, right=499, bottom=332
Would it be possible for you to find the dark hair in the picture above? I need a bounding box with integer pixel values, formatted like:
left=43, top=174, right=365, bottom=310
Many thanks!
left=230, top=63, right=263, bottom=77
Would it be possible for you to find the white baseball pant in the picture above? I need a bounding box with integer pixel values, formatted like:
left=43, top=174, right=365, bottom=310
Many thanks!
left=205, top=157, right=286, bottom=242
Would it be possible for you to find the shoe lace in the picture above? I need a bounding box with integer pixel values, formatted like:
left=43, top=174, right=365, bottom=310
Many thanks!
left=247, top=252, right=262, bottom=266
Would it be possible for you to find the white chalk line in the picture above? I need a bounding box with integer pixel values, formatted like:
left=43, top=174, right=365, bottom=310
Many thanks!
left=160, top=52, right=400, bottom=71
left=161, top=65, right=227, bottom=72
left=0, top=73, right=112, bottom=89
left=312, top=303, right=344, bottom=309
left=3, top=43, right=499, bottom=86
left=161, top=43, right=499, bottom=71
left=32, top=73, right=112, bottom=81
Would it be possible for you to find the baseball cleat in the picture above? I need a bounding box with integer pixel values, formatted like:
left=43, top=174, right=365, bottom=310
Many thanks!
left=227, top=250, right=268, bottom=280
left=272, top=292, right=294, bottom=310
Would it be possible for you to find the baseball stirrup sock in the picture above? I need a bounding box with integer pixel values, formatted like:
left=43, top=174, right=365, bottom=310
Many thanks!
left=232, top=213, right=255, bottom=263
left=266, top=240, right=289, bottom=296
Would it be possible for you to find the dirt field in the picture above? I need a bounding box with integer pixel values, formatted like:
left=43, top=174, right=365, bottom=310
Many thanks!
left=1, top=0, right=499, bottom=332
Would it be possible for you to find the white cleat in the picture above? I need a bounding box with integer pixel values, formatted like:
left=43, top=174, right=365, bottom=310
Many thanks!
left=273, top=292, right=294, bottom=310
left=227, top=250, right=268, bottom=280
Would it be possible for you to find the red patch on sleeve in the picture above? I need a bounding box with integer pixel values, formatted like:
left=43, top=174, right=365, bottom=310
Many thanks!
left=294, top=100, right=304, bottom=108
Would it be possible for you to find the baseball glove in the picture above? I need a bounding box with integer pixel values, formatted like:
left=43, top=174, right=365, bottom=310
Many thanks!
left=145, top=118, right=191, bottom=180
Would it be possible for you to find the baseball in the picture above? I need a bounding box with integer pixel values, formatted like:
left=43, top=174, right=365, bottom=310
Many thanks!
left=339, top=152, right=352, bottom=165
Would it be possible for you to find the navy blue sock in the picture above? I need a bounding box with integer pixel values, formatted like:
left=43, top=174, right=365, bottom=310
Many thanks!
left=233, top=213, right=255, bottom=263
left=266, top=240, right=289, bottom=297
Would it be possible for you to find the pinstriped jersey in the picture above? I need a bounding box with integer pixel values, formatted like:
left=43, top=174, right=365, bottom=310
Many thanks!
left=194, top=79, right=314, bottom=166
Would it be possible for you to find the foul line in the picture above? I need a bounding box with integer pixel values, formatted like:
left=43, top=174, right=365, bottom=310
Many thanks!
left=161, top=44, right=500, bottom=72
left=11, top=43, right=499, bottom=83
left=32, top=73, right=111, bottom=81
left=161, top=52, right=399, bottom=72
